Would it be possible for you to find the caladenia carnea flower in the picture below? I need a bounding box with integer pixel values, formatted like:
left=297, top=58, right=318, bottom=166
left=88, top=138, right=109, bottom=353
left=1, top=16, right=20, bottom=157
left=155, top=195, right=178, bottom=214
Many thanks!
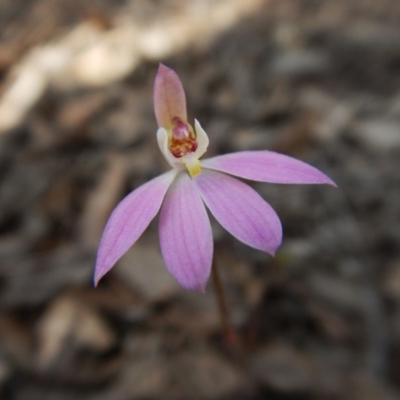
left=94, top=64, right=336, bottom=291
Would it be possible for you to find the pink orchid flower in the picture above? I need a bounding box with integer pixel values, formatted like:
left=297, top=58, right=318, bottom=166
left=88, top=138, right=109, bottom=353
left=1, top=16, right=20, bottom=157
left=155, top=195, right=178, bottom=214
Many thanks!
left=94, top=64, right=335, bottom=291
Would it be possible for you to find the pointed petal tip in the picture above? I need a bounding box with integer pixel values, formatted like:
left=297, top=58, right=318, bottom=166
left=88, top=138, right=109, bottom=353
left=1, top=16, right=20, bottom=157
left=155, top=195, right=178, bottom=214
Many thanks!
left=317, top=173, right=337, bottom=188
left=187, top=282, right=207, bottom=292
left=327, top=177, right=338, bottom=187
left=93, top=276, right=100, bottom=288
left=157, top=63, right=170, bottom=74
left=154, top=63, right=186, bottom=127
left=93, top=268, right=105, bottom=287
left=267, top=238, right=282, bottom=257
left=156, top=63, right=178, bottom=80
left=202, top=151, right=337, bottom=187
left=197, top=283, right=207, bottom=293
left=312, top=168, right=337, bottom=187
left=268, top=247, right=279, bottom=257
left=175, top=276, right=207, bottom=292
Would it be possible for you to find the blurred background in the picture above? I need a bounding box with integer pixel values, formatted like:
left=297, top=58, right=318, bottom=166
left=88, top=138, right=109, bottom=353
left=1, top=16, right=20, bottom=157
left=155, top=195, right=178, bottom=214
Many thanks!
left=0, top=0, right=400, bottom=399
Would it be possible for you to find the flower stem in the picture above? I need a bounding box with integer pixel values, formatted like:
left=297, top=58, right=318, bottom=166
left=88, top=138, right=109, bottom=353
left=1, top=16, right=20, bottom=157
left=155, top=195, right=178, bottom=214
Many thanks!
left=211, top=258, right=240, bottom=348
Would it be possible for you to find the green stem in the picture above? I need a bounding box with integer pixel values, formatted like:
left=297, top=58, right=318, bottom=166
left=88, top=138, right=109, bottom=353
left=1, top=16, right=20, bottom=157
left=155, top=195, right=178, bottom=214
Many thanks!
left=211, top=258, right=240, bottom=347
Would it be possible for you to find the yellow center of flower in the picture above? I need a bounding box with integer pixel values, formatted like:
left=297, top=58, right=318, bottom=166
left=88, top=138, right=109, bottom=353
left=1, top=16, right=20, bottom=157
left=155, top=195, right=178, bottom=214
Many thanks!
left=168, top=116, right=201, bottom=177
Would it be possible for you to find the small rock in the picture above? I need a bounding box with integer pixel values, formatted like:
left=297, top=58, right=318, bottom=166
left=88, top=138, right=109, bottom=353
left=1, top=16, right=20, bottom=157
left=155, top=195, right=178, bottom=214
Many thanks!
left=36, top=294, right=116, bottom=369
left=232, top=128, right=274, bottom=151
left=318, top=105, right=353, bottom=141
left=251, top=343, right=317, bottom=393
left=100, top=332, right=167, bottom=399
left=382, top=259, right=400, bottom=301
left=116, top=357, right=168, bottom=400
left=1, top=246, right=93, bottom=307
left=170, top=349, right=246, bottom=400
left=116, top=236, right=179, bottom=302
left=353, top=119, right=400, bottom=150
left=279, top=238, right=316, bottom=263
left=346, top=371, right=399, bottom=400
left=270, top=50, right=330, bottom=78
left=270, top=114, right=316, bottom=153
left=309, top=273, right=367, bottom=312
left=170, top=290, right=220, bottom=334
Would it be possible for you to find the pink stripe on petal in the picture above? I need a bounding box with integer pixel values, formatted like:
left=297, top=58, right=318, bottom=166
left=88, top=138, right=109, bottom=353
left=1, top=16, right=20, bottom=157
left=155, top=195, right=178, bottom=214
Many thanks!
left=159, top=173, right=213, bottom=291
left=201, top=151, right=336, bottom=186
left=154, top=64, right=187, bottom=128
left=94, top=171, right=176, bottom=286
left=194, top=170, right=282, bottom=255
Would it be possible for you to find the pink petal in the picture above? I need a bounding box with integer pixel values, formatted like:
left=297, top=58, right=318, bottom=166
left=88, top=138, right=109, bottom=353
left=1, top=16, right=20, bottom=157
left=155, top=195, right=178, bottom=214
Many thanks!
left=94, top=171, right=176, bottom=286
left=201, top=151, right=336, bottom=186
left=194, top=170, right=282, bottom=255
left=153, top=64, right=187, bottom=128
left=159, top=172, right=213, bottom=291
